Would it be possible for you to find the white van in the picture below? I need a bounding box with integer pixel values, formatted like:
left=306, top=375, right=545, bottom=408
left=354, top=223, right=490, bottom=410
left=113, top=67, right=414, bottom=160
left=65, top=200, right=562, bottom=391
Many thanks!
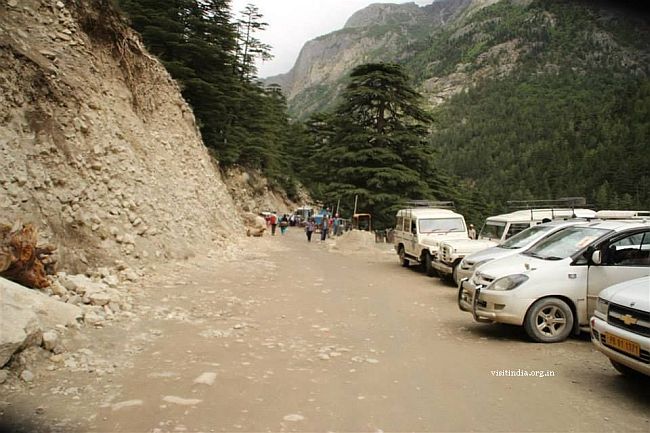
left=458, top=220, right=650, bottom=343
left=478, top=208, right=596, bottom=243
left=394, top=207, right=469, bottom=276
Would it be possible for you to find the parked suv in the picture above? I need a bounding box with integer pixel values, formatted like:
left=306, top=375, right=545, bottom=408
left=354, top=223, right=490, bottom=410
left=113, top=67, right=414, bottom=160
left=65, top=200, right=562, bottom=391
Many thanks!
left=591, top=276, right=650, bottom=377
left=478, top=208, right=596, bottom=243
left=455, top=220, right=590, bottom=285
left=458, top=220, right=650, bottom=343
left=394, top=207, right=469, bottom=276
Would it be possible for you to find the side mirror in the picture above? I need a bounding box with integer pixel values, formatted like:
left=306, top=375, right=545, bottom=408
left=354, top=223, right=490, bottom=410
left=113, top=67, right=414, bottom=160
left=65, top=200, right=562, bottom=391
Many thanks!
left=591, top=250, right=602, bottom=265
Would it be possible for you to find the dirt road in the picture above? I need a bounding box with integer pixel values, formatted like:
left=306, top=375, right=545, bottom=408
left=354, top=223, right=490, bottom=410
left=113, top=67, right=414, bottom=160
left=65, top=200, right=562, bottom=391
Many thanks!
left=1, top=229, right=649, bottom=432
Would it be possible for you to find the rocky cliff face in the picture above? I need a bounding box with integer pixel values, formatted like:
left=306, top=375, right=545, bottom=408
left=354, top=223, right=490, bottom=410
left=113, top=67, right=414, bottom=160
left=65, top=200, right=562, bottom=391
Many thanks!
left=265, top=0, right=474, bottom=118
left=0, top=0, right=243, bottom=273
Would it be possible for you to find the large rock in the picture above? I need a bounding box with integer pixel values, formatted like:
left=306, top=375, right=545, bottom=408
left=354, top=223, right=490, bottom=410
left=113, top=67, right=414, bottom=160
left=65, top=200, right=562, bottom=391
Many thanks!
left=0, top=277, right=81, bottom=367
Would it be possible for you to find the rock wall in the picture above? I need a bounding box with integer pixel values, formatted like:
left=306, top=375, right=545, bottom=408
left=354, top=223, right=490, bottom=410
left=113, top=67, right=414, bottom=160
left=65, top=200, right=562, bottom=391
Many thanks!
left=0, top=0, right=243, bottom=273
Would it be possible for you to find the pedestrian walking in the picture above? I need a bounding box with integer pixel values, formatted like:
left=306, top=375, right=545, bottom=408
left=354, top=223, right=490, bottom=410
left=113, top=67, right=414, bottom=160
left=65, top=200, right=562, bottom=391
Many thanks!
left=305, top=218, right=315, bottom=242
left=269, top=213, right=278, bottom=236
left=280, top=214, right=289, bottom=235
left=320, top=215, right=329, bottom=241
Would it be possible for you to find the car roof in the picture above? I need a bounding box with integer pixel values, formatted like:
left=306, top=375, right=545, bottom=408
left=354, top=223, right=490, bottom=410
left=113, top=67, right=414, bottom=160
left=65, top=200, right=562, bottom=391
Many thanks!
left=583, top=219, right=650, bottom=231
left=396, top=208, right=463, bottom=219
left=486, top=208, right=596, bottom=223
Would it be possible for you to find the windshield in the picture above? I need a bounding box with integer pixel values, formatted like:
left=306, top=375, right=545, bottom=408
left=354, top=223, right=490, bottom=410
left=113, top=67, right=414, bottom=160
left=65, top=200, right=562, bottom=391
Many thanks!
left=523, top=226, right=610, bottom=260
left=499, top=225, right=555, bottom=249
left=419, top=218, right=465, bottom=234
left=479, top=222, right=505, bottom=241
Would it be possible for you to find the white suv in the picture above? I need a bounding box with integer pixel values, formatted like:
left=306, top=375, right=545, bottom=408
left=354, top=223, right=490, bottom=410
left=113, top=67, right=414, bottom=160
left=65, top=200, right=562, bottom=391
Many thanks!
left=591, top=276, right=650, bottom=377
left=458, top=220, right=650, bottom=343
left=394, top=207, right=469, bottom=276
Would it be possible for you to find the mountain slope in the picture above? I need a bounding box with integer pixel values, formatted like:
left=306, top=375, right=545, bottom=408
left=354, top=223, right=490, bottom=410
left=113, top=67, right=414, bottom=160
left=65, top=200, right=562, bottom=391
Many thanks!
left=0, top=0, right=242, bottom=272
left=265, top=0, right=473, bottom=118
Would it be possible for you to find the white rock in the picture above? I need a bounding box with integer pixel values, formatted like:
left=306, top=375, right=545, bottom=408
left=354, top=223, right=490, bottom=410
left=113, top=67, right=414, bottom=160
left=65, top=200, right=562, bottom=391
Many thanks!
left=42, top=331, right=59, bottom=351
left=0, top=277, right=81, bottom=368
left=0, top=370, right=8, bottom=383
left=283, top=414, right=305, bottom=422
left=193, top=372, right=217, bottom=386
left=111, top=400, right=143, bottom=411
left=20, top=370, right=34, bottom=382
left=89, top=291, right=110, bottom=306
left=162, top=396, right=202, bottom=406
left=84, top=311, right=103, bottom=326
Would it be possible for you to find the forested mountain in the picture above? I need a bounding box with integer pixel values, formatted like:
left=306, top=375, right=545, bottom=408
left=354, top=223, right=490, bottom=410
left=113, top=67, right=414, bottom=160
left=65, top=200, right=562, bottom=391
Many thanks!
left=275, top=0, right=650, bottom=223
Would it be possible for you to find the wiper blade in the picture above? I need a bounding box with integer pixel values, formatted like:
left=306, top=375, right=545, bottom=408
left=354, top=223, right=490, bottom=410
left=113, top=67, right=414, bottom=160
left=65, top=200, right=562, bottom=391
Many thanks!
left=545, top=256, right=563, bottom=261
left=524, top=251, right=544, bottom=259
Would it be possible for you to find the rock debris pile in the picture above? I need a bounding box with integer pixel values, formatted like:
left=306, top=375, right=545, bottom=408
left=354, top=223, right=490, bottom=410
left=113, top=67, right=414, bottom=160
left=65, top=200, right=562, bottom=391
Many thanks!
left=0, top=0, right=242, bottom=274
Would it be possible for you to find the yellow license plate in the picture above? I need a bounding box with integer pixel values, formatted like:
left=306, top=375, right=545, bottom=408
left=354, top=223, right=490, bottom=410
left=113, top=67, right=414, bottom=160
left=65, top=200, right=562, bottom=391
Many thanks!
left=605, top=333, right=640, bottom=358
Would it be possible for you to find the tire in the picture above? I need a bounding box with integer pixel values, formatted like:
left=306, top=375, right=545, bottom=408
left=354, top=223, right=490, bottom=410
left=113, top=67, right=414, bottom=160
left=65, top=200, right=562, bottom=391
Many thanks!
left=452, top=263, right=460, bottom=286
left=524, top=297, right=574, bottom=343
left=398, top=246, right=409, bottom=267
left=421, top=252, right=436, bottom=277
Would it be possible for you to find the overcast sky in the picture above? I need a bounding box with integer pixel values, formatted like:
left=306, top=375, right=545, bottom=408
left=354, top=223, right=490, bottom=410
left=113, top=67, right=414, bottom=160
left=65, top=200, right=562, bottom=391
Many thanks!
left=230, top=0, right=434, bottom=78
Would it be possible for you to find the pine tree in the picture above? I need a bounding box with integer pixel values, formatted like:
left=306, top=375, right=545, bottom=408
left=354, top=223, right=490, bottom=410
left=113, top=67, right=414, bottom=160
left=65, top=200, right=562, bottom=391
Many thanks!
left=324, top=63, right=438, bottom=228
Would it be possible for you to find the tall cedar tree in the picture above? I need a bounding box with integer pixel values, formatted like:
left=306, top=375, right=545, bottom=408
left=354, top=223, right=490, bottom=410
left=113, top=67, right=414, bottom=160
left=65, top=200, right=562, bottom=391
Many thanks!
left=324, top=63, right=438, bottom=228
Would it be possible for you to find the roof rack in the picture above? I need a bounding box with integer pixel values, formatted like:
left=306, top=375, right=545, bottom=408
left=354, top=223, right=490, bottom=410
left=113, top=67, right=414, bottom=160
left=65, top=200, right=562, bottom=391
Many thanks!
left=403, top=200, right=455, bottom=209
left=506, top=197, right=588, bottom=210
left=596, top=210, right=650, bottom=220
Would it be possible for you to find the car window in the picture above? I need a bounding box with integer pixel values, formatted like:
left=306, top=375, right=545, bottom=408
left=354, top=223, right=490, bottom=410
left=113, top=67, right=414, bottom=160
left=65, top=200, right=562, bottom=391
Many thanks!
left=479, top=222, right=506, bottom=241
left=604, top=230, right=650, bottom=266
left=524, top=226, right=610, bottom=260
left=418, top=218, right=465, bottom=233
left=395, top=216, right=403, bottom=231
left=505, top=223, right=531, bottom=239
left=498, top=225, right=554, bottom=249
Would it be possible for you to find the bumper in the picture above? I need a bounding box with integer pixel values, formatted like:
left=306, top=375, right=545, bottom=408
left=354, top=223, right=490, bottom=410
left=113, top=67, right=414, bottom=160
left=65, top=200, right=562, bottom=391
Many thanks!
left=590, top=315, right=650, bottom=376
left=455, top=267, right=473, bottom=285
left=432, top=260, right=452, bottom=275
left=457, top=279, right=528, bottom=326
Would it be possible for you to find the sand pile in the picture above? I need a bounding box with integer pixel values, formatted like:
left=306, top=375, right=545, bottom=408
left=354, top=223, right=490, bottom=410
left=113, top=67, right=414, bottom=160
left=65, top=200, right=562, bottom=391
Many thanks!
left=328, top=230, right=378, bottom=254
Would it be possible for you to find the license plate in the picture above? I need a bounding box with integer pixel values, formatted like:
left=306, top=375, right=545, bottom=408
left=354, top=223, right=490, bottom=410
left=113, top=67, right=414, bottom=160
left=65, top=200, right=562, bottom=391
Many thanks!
left=605, top=333, right=641, bottom=358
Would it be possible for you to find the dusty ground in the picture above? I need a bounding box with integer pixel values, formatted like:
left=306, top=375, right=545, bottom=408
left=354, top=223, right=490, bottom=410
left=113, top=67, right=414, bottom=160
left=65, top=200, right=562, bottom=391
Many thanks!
left=1, top=229, right=649, bottom=432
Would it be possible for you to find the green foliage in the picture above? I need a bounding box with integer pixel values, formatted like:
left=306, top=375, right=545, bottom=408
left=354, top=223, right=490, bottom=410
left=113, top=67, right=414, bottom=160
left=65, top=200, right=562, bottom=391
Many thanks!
left=297, top=63, right=451, bottom=228
left=117, top=0, right=300, bottom=190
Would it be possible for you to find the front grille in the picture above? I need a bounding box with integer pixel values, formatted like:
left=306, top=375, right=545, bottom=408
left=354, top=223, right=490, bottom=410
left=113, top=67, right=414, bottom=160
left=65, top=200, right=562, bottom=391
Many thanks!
left=600, top=334, right=650, bottom=364
left=607, top=303, right=650, bottom=337
left=442, top=245, right=452, bottom=263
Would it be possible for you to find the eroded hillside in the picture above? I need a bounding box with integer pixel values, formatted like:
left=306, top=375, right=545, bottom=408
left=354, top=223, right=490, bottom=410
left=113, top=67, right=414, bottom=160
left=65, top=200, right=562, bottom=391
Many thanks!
left=0, top=0, right=243, bottom=273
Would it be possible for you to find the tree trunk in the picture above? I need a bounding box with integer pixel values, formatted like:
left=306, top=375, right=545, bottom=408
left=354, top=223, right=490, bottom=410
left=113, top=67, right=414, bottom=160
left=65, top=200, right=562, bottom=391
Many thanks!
left=0, top=222, right=56, bottom=289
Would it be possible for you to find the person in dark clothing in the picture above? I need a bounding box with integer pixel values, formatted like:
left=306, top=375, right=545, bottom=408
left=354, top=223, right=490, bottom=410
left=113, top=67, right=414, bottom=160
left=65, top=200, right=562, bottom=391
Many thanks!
left=305, top=218, right=315, bottom=242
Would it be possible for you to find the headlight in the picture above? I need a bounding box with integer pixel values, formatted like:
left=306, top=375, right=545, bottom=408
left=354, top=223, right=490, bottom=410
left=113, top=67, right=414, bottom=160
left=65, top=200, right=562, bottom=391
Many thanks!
left=596, top=298, right=609, bottom=315
left=487, top=274, right=529, bottom=291
left=471, top=258, right=494, bottom=271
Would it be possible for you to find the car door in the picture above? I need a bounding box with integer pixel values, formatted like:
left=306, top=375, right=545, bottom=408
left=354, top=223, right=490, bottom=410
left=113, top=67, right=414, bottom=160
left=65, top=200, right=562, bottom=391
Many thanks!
left=586, top=228, right=650, bottom=315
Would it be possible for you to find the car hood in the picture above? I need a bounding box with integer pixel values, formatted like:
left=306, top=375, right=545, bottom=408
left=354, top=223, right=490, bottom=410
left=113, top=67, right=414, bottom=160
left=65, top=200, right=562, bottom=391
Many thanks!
left=475, top=253, right=561, bottom=280
left=600, top=277, right=650, bottom=312
left=464, top=245, right=519, bottom=263
left=420, top=232, right=468, bottom=245
left=443, top=238, right=496, bottom=252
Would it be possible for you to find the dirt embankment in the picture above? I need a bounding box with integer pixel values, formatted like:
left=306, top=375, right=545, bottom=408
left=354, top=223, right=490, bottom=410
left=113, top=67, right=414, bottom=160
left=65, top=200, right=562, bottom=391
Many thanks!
left=0, top=0, right=242, bottom=273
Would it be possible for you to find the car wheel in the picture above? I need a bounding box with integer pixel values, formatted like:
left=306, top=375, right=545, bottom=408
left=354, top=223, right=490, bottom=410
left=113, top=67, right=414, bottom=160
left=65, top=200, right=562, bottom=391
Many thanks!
left=524, top=297, right=574, bottom=343
left=610, top=359, right=644, bottom=378
left=421, top=252, right=436, bottom=277
left=452, top=263, right=460, bottom=286
left=398, top=246, right=409, bottom=267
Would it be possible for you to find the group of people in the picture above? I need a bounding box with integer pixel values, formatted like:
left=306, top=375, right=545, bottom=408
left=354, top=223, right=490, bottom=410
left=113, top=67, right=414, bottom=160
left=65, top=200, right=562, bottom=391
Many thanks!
left=264, top=208, right=346, bottom=242
left=265, top=213, right=291, bottom=236
left=304, top=211, right=344, bottom=242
